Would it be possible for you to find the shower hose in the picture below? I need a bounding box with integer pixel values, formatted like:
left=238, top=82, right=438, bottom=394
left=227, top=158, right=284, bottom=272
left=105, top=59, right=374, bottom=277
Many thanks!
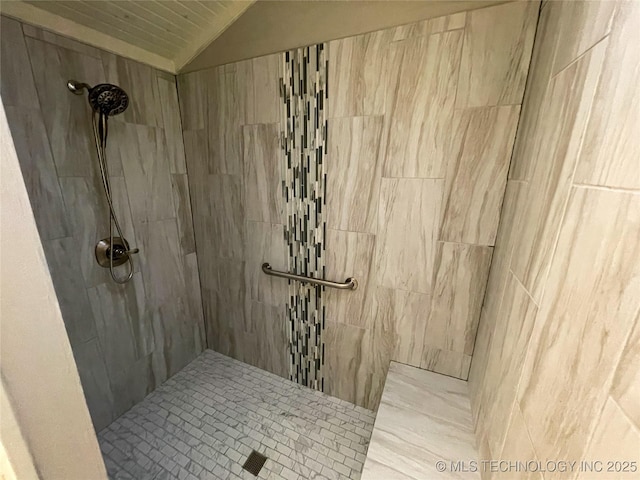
left=92, top=111, right=138, bottom=284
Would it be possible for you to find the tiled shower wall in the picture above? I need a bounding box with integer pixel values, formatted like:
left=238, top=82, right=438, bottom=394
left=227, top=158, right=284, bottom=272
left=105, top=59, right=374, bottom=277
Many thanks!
left=468, top=1, right=640, bottom=475
left=179, top=1, right=538, bottom=411
left=1, top=17, right=205, bottom=431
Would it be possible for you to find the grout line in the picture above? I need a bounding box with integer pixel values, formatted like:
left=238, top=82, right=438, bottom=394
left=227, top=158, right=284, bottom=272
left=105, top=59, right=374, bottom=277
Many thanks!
left=572, top=183, right=640, bottom=195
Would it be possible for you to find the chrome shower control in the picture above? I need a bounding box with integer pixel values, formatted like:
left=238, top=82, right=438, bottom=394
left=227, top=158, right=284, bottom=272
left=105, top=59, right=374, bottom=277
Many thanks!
left=95, top=237, right=138, bottom=268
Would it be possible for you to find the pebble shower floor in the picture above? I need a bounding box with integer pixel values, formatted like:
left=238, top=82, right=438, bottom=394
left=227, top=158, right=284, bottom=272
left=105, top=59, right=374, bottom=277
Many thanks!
left=98, top=351, right=376, bottom=479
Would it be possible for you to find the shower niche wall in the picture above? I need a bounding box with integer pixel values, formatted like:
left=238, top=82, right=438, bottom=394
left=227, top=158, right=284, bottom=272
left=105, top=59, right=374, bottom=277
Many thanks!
left=1, top=16, right=205, bottom=430
left=178, top=1, right=538, bottom=410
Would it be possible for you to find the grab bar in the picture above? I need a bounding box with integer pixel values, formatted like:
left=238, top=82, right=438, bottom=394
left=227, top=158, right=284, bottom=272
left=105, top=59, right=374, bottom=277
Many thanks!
left=261, top=263, right=358, bottom=290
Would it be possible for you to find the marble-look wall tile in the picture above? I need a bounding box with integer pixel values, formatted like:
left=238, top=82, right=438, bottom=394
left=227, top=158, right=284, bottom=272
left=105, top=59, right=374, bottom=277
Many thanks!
left=25, top=36, right=106, bottom=177
left=208, top=67, right=244, bottom=175
left=207, top=174, right=245, bottom=260
left=496, top=403, right=543, bottom=480
left=391, top=11, right=466, bottom=42
left=456, top=1, right=538, bottom=108
left=328, top=30, right=390, bottom=118
left=372, top=287, right=430, bottom=368
left=244, top=221, right=287, bottom=307
left=243, top=123, right=283, bottom=223
left=610, top=317, right=640, bottom=429
left=101, top=52, right=163, bottom=127
left=116, top=124, right=176, bottom=224
left=3, top=107, right=71, bottom=240
left=440, top=105, right=520, bottom=246
left=157, top=74, right=187, bottom=174
left=170, top=173, right=196, bottom=255
left=574, top=1, right=640, bottom=190
left=578, top=398, right=640, bottom=477
left=509, top=3, right=561, bottom=182
left=326, top=116, right=383, bottom=234
left=551, top=0, right=616, bottom=76
left=72, top=338, right=115, bottom=431
left=325, top=229, right=375, bottom=328
left=468, top=181, right=528, bottom=415
left=420, top=348, right=472, bottom=380
left=42, top=236, right=98, bottom=346
left=0, top=16, right=40, bottom=109
left=518, top=187, right=640, bottom=467
left=511, top=41, right=606, bottom=302
left=425, top=242, right=492, bottom=358
left=383, top=30, right=463, bottom=178
left=325, top=319, right=393, bottom=411
left=238, top=54, right=281, bottom=125
left=376, top=178, right=442, bottom=294
left=481, top=273, right=538, bottom=457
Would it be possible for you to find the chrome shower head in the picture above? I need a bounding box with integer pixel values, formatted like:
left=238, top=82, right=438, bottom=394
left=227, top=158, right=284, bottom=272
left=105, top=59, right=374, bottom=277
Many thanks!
left=88, top=83, right=129, bottom=116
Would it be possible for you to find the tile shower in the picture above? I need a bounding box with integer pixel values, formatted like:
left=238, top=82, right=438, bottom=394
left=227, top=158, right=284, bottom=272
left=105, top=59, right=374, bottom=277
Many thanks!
left=3, top=1, right=639, bottom=479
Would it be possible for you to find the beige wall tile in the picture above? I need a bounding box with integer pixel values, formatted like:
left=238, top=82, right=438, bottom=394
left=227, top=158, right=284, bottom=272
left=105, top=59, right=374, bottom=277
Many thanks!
left=456, top=1, right=538, bottom=108
left=496, top=403, right=543, bottom=480
left=551, top=0, right=616, bottom=75
left=420, top=348, right=472, bottom=380
left=440, top=105, right=520, bottom=246
left=325, top=229, right=375, bottom=328
left=245, top=301, right=288, bottom=379
left=326, top=116, right=383, bottom=234
left=383, top=30, right=463, bottom=178
left=509, top=4, right=561, bottom=181
left=425, top=242, right=493, bottom=358
left=242, top=123, right=283, bottom=224
left=610, top=316, right=640, bottom=429
left=575, top=1, right=640, bottom=190
left=511, top=40, right=606, bottom=302
left=177, top=70, right=209, bottom=130
left=517, top=187, right=640, bottom=469
left=238, top=53, right=281, bottom=125
left=206, top=174, right=245, bottom=260
left=157, top=74, right=187, bottom=174
left=391, top=11, right=466, bottom=42
left=328, top=30, right=390, bottom=118
left=482, top=273, right=538, bottom=457
left=170, top=173, right=196, bottom=255
left=244, top=221, right=287, bottom=308
left=578, top=397, right=640, bottom=478
left=376, top=178, right=443, bottom=294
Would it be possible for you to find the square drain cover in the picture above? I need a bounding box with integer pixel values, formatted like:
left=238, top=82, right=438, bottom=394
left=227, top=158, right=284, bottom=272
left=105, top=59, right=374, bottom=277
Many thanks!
left=242, top=450, right=268, bottom=476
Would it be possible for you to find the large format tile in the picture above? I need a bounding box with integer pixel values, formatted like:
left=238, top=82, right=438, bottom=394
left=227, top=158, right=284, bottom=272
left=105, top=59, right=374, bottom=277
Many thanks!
left=242, top=123, right=283, bottom=224
left=177, top=70, right=209, bottom=130
left=207, top=174, right=245, bottom=260
left=244, top=221, right=287, bottom=307
left=3, top=107, right=71, bottom=240
left=328, top=30, right=391, bottom=118
left=421, top=348, right=472, bottom=381
left=456, top=1, right=538, bottom=108
left=42, top=236, right=98, bottom=346
left=245, top=301, right=288, bottom=379
left=25, top=36, right=106, bottom=177
left=383, top=30, right=463, bottom=178
left=551, top=0, right=616, bottom=75
left=517, top=187, right=640, bottom=471
left=497, top=403, right=543, bottom=480
left=362, top=362, right=478, bottom=480
left=390, top=11, right=466, bottom=42
left=237, top=53, right=280, bottom=125
left=116, top=124, right=176, bottom=224
left=440, top=105, right=520, bottom=246
left=574, top=1, right=640, bottom=189
left=157, top=74, right=187, bottom=174
left=376, top=178, right=442, bottom=294
left=610, top=317, right=640, bottom=428
left=0, top=16, right=40, bottom=109
left=326, top=116, right=383, bottom=234
left=324, top=229, right=375, bottom=328
left=170, top=173, right=196, bottom=255
left=511, top=40, right=606, bottom=302
left=424, top=242, right=493, bottom=364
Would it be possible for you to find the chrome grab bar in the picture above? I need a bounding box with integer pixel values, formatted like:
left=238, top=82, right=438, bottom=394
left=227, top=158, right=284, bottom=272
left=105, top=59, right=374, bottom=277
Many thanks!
left=261, top=263, right=358, bottom=290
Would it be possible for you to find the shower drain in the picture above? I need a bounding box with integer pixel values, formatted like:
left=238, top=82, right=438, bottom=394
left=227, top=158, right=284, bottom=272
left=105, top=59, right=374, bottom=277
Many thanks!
left=242, top=450, right=268, bottom=476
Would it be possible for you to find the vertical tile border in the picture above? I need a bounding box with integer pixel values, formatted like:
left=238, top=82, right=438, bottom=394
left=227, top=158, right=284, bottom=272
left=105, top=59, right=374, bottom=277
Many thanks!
left=280, top=44, right=328, bottom=391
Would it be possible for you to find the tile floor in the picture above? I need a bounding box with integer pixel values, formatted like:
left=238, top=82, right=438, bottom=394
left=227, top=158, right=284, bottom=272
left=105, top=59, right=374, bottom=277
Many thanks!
left=98, top=350, right=376, bottom=480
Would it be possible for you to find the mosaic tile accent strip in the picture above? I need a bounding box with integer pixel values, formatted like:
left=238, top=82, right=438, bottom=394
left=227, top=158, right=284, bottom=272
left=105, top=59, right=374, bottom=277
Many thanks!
left=98, top=350, right=376, bottom=480
left=280, top=44, right=328, bottom=390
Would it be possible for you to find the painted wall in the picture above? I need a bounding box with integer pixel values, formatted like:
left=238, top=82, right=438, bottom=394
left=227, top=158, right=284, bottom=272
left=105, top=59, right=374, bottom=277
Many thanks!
left=0, top=16, right=205, bottom=431
left=468, top=1, right=640, bottom=476
left=1, top=100, right=106, bottom=480
left=178, top=1, right=538, bottom=410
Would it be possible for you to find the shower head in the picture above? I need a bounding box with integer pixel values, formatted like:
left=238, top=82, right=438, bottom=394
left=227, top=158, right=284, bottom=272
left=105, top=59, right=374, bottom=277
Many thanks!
left=67, top=80, right=129, bottom=116
left=88, top=83, right=129, bottom=116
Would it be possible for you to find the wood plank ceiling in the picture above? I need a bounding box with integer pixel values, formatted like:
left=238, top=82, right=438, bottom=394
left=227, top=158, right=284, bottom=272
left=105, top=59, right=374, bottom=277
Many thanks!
left=0, top=0, right=255, bottom=73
